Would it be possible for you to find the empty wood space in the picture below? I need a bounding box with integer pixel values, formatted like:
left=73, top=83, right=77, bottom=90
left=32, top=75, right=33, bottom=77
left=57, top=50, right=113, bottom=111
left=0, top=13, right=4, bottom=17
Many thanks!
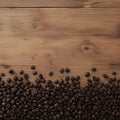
left=0, top=0, right=120, bottom=83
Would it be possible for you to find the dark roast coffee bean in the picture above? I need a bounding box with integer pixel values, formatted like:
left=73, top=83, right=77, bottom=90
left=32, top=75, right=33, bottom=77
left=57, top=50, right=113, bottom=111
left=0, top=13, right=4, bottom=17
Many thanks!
left=23, top=74, right=29, bottom=80
left=49, top=71, right=54, bottom=76
left=54, top=80, right=59, bottom=84
left=85, top=72, right=90, bottom=77
left=59, top=68, right=64, bottom=73
left=112, top=71, right=117, bottom=76
left=65, top=76, right=70, bottom=81
left=9, top=69, right=14, bottom=74
left=91, top=67, right=97, bottom=72
left=32, top=71, right=37, bottom=76
left=31, top=65, right=36, bottom=70
left=39, top=74, right=44, bottom=79
left=1, top=73, right=5, bottom=77
left=19, top=70, right=24, bottom=75
left=65, top=68, right=70, bottom=73
left=13, top=76, right=18, bottom=81
left=103, top=74, right=109, bottom=79
left=6, top=78, right=12, bottom=83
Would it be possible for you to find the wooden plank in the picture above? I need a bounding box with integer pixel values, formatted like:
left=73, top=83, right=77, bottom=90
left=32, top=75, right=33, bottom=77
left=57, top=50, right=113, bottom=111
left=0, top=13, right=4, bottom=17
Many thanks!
left=0, top=36, right=120, bottom=65
left=0, top=8, right=120, bottom=36
left=0, top=0, right=120, bottom=8
left=0, top=36, right=120, bottom=83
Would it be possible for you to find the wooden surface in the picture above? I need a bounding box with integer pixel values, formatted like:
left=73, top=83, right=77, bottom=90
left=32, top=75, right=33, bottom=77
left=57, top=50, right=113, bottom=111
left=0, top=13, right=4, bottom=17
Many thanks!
left=0, top=8, right=120, bottom=36
left=0, top=0, right=120, bottom=8
left=0, top=1, right=120, bottom=83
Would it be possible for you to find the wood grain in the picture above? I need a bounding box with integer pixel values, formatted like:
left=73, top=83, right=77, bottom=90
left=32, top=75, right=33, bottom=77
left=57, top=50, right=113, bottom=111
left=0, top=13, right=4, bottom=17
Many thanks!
left=0, top=36, right=120, bottom=84
left=0, top=0, right=120, bottom=8
left=0, top=8, right=120, bottom=37
left=0, top=36, right=120, bottom=66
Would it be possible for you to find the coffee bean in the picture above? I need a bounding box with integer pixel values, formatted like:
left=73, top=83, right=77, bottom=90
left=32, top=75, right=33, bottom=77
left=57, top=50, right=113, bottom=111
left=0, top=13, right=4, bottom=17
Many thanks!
left=13, top=76, right=18, bottom=81
left=23, top=74, right=29, bottom=80
left=65, top=76, right=70, bottom=81
left=39, top=74, right=44, bottom=79
left=9, top=69, right=14, bottom=74
left=65, top=68, right=70, bottom=73
left=85, top=72, right=90, bottom=77
left=49, top=71, right=54, bottom=76
left=103, top=74, right=109, bottom=79
left=32, top=71, right=37, bottom=76
left=91, top=67, right=97, bottom=72
left=112, top=71, right=117, bottom=76
left=59, top=68, right=64, bottom=73
left=31, top=65, right=36, bottom=70
left=6, top=78, right=12, bottom=83
left=1, top=73, right=5, bottom=77
left=54, top=80, right=59, bottom=84
left=75, top=75, right=80, bottom=81
left=19, top=70, right=24, bottom=75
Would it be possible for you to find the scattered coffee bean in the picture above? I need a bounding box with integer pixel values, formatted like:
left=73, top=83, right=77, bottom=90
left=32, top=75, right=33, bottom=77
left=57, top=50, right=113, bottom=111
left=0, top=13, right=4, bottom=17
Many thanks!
left=59, top=68, right=64, bottom=73
left=19, top=70, right=24, bottom=75
left=23, top=74, right=29, bottom=80
left=31, top=65, right=36, bottom=70
left=39, top=74, right=44, bottom=79
left=9, top=69, right=14, bottom=74
left=103, top=74, right=109, bottom=79
left=91, top=67, right=97, bottom=72
left=112, top=71, right=117, bottom=76
left=65, top=68, right=70, bottom=73
left=85, top=72, right=90, bottom=77
left=49, top=71, right=54, bottom=76
left=32, top=71, right=37, bottom=76
left=6, top=78, right=12, bottom=83
left=1, top=73, right=5, bottom=77
left=65, top=76, right=70, bottom=81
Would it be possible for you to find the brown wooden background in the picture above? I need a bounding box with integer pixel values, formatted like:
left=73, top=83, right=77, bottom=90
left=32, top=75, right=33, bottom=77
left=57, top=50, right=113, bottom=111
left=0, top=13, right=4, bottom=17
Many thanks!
left=0, top=0, right=120, bottom=84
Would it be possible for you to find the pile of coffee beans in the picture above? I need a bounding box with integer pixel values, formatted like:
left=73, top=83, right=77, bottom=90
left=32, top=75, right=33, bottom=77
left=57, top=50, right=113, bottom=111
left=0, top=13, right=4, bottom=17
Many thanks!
left=0, top=66, right=120, bottom=120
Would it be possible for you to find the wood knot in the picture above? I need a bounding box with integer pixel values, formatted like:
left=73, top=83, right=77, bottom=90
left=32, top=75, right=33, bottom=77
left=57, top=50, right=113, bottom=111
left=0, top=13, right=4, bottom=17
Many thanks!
left=80, top=43, right=94, bottom=54
left=32, top=23, right=37, bottom=28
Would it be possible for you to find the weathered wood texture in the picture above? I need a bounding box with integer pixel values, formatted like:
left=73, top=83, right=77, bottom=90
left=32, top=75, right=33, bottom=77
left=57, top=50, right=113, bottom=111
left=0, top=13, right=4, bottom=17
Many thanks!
left=0, top=0, right=120, bottom=8
left=0, top=8, right=120, bottom=37
left=0, top=36, right=120, bottom=66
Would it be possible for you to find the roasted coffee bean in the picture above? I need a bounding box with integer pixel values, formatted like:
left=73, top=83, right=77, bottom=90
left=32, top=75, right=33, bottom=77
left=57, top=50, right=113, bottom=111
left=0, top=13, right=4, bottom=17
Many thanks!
left=75, top=75, right=80, bottom=81
left=54, top=80, right=59, bottom=84
left=91, top=67, right=97, bottom=72
left=112, top=71, right=117, bottom=76
left=9, top=69, right=14, bottom=74
left=23, top=74, right=29, bottom=80
left=103, top=74, right=109, bottom=79
left=85, top=72, right=90, bottom=77
left=19, top=77, right=23, bottom=81
left=65, top=76, right=70, bottom=81
left=19, top=70, right=24, bottom=75
left=1, top=73, right=5, bottom=77
left=65, top=68, right=70, bottom=73
left=39, top=74, right=44, bottom=79
left=31, top=65, right=36, bottom=70
left=13, top=76, right=18, bottom=81
left=6, top=78, right=12, bottom=83
left=49, top=71, right=54, bottom=76
left=59, top=68, right=64, bottom=73
left=32, top=71, right=37, bottom=76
